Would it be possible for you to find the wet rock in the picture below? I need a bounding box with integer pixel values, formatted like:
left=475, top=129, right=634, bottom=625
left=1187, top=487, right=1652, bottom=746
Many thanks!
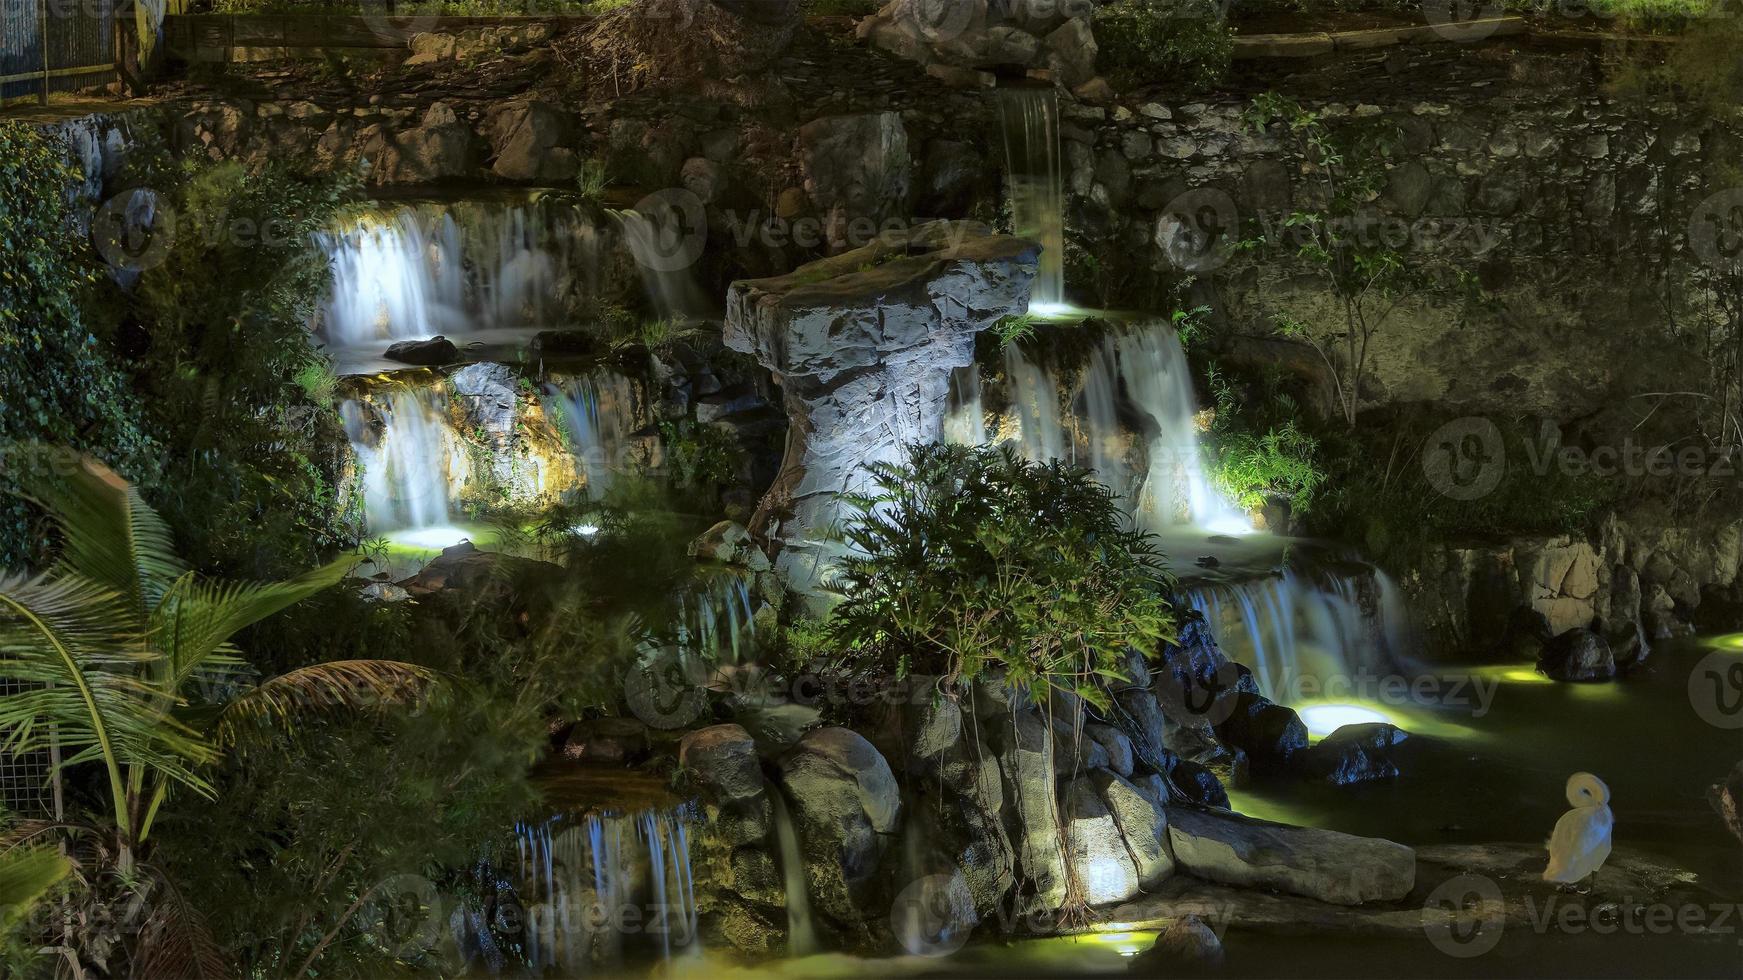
left=369, top=102, right=478, bottom=184
left=1166, top=807, right=1416, bottom=905
left=562, top=717, right=650, bottom=765
left=989, top=705, right=1069, bottom=911
left=1497, top=605, right=1553, bottom=661
left=728, top=846, right=784, bottom=906
left=723, top=222, right=1037, bottom=598
left=1211, top=692, right=1307, bottom=769
left=1537, top=627, right=1615, bottom=682
left=383, top=335, right=459, bottom=366
left=1042, top=17, right=1097, bottom=88
left=906, top=680, right=963, bottom=762
left=1134, top=913, right=1225, bottom=970
left=680, top=723, right=766, bottom=803
left=1169, top=759, right=1231, bottom=809
left=1052, top=718, right=1111, bottom=773
left=1298, top=723, right=1409, bottom=785
left=1711, top=761, right=1743, bottom=847
left=776, top=727, right=902, bottom=922
left=396, top=541, right=559, bottom=597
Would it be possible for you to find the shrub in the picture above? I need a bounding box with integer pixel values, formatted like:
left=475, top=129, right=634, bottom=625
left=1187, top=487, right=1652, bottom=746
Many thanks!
left=1094, top=0, right=1233, bottom=91
left=826, top=443, right=1177, bottom=709
left=0, top=123, right=155, bottom=567
left=1204, top=364, right=1326, bottom=515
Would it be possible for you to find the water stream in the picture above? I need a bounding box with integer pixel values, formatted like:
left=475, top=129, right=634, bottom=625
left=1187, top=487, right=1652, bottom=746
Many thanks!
left=769, top=791, right=819, bottom=958
left=548, top=371, right=643, bottom=501
left=341, top=389, right=464, bottom=535
left=511, top=808, right=700, bottom=975
left=997, top=88, right=1067, bottom=313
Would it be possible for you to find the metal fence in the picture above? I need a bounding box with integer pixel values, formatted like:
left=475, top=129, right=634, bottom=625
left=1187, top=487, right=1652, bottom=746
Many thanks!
left=0, top=679, right=61, bottom=821
left=1, top=0, right=120, bottom=106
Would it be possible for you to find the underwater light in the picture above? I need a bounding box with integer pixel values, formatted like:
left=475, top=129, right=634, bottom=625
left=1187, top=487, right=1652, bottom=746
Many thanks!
left=1708, top=634, right=1743, bottom=652
left=571, top=523, right=601, bottom=537
left=390, top=526, right=473, bottom=550
left=1297, top=703, right=1390, bottom=737
left=1028, top=301, right=1077, bottom=319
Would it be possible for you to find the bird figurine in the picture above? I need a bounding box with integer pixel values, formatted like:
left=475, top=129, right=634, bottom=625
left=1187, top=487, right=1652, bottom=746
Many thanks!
left=1543, top=772, right=1613, bottom=889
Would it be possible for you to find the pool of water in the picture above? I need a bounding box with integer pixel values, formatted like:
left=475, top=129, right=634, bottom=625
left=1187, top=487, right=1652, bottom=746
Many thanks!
left=1229, top=638, right=1743, bottom=891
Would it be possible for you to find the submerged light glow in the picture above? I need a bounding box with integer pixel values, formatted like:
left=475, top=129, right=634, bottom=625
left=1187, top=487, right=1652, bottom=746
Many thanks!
left=388, top=525, right=473, bottom=551
left=1297, top=702, right=1391, bottom=738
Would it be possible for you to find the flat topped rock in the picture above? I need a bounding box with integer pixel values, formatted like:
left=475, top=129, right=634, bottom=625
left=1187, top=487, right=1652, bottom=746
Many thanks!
left=724, top=219, right=1040, bottom=381
left=1166, top=805, right=1416, bottom=905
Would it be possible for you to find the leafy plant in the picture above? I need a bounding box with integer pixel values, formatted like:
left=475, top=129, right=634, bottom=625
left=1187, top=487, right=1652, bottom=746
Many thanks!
left=993, top=313, right=1039, bottom=349
left=0, top=457, right=430, bottom=975
left=1245, top=94, right=1411, bottom=428
left=825, top=443, right=1177, bottom=709
left=658, top=420, right=744, bottom=501
left=575, top=157, right=609, bottom=203
left=1202, top=364, right=1325, bottom=516
left=1094, top=0, right=1233, bottom=91
left=0, top=123, right=155, bottom=569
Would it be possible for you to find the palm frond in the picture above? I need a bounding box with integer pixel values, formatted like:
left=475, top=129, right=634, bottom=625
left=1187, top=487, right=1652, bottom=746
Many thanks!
left=215, top=660, right=434, bottom=746
left=0, top=845, right=73, bottom=928
left=0, top=572, right=217, bottom=800
left=153, top=558, right=357, bottom=686
left=19, top=454, right=187, bottom=621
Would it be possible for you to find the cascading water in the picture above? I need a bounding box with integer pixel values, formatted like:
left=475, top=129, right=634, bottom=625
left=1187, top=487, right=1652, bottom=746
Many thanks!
left=997, top=87, right=1067, bottom=314
left=1185, top=567, right=1406, bottom=708
left=946, top=321, right=1249, bottom=536
left=512, top=809, right=699, bottom=975
left=769, top=792, right=819, bottom=958
left=318, top=198, right=609, bottom=348
left=613, top=209, right=711, bottom=323
left=341, top=390, right=465, bottom=535
left=548, top=371, right=642, bottom=500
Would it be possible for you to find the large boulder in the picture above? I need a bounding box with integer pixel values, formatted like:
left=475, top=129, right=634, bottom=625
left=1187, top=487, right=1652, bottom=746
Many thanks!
left=561, top=717, right=649, bottom=765
left=987, top=705, right=1069, bottom=911
left=367, top=102, right=478, bottom=184
left=1537, top=627, right=1616, bottom=681
left=1134, top=913, right=1225, bottom=970
left=1091, top=770, right=1174, bottom=888
left=1166, top=807, right=1416, bottom=905
left=489, top=100, right=581, bottom=183
left=1062, top=776, right=1140, bottom=905
left=383, top=336, right=459, bottom=366
left=776, top=728, right=902, bottom=923
left=723, top=221, right=1038, bottom=598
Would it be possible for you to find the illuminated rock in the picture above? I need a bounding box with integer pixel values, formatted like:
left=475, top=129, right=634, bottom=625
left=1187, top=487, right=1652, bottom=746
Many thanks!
left=1166, top=807, right=1416, bottom=905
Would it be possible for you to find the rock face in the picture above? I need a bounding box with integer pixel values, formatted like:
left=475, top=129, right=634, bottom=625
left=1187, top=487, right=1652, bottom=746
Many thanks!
left=723, top=221, right=1038, bottom=597
left=1212, top=692, right=1308, bottom=770
left=561, top=717, right=650, bottom=765
left=1136, top=913, right=1225, bottom=970
left=776, top=728, right=902, bottom=925
left=488, top=100, right=582, bottom=183
left=798, top=113, right=912, bottom=251
left=1166, top=807, right=1416, bottom=905
left=856, top=0, right=1100, bottom=88
left=1711, top=761, right=1743, bottom=847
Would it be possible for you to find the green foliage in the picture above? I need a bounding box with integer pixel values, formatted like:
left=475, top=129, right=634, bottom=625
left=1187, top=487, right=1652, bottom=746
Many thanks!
left=575, top=157, right=610, bottom=203
left=826, top=444, right=1177, bottom=709
left=1308, top=413, right=1620, bottom=565
left=658, top=420, right=745, bottom=501
left=995, top=313, right=1039, bottom=349
left=1204, top=366, right=1326, bottom=514
left=1245, top=93, right=1410, bottom=427
left=0, top=123, right=156, bottom=569
left=111, top=156, right=362, bottom=578
left=1094, top=0, right=1233, bottom=91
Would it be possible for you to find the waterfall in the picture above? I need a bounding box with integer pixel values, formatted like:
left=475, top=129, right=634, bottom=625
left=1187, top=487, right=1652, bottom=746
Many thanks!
left=318, top=198, right=607, bottom=348
left=997, top=87, right=1066, bottom=313
left=674, top=571, right=758, bottom=665
left=953, top=320, right=1249, bottom=535
left=942, top=366, right=986, bottom=446
left=769, top=791, right=819, bottom=957
left=1185, top=567, right=1402, bottom=704
left=512, top=808, right=699, bottom=975
left=341, top=389, right=464, bottom=534
left=613, top=209, right=711, bottom=323
left=548, top=371, right=642, bottom=500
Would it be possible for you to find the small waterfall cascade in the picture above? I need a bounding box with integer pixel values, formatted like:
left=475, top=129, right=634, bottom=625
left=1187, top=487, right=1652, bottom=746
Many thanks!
left=341, top=389, right=465, bottom=533
left=612, top=208, right=711, bottom=323
left=673, top=571, right=758, bottom=665
left=547, top=371, right=643, bottom=500
left=318, top=198, right=609, bottom=347
left=769, top=791, right=819, bottom=957
left=511, top=809, right=700, bottom=975
left=997, top=87, right=1067, bottom=313
left=1185, top=567, right=1406, bottom=704
left=945, top=320, right=1249, bottom=535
